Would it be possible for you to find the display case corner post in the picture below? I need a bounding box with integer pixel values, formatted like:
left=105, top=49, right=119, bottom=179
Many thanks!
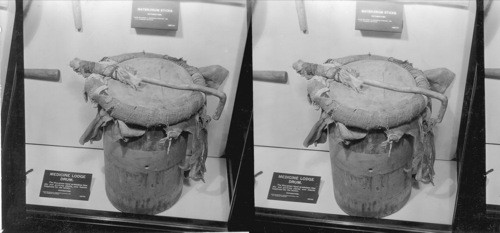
left=2, top=0, right=26, bottom=230
left=452, top=2, right=486, bottom=231
left=227, top=23, right=254, bottom=232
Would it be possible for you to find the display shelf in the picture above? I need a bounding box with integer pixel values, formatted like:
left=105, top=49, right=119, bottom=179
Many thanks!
left=25, top=143, right=230, bottom=230
left=255, top=145, right=457, bottom=232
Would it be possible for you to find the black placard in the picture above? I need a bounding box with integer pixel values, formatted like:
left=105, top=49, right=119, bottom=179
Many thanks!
left=39, top=170, right=92, bottom=201
left=131, top=0, right=179, bottom=30
left=267, top=172, right=321, bottom=204
left=355, top=1, right=404, bottom=33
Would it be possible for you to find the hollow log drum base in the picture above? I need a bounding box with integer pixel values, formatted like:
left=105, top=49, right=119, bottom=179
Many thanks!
left=103, top=123, right=187, bottom=215
left=329, top=128, right=414, bottom=218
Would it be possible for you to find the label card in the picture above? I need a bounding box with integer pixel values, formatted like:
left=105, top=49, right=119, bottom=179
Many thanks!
left=131, top=0, right=180, bottom=30
left=39, top=170, right=92, bottom=201
left=355, top=1, right=404, bottom=33
left=267, top=172, right=321, bottom=204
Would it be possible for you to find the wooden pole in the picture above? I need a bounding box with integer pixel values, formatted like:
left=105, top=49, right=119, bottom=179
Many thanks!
left=72, top=0, right=83, bottom=32
left=253, top=70, right=288, bottom=84
left=24, top=69, right=60, bottom=82
left=295, top=0, right=308, bottom=34
left=485, top=68, right=500, bottom=80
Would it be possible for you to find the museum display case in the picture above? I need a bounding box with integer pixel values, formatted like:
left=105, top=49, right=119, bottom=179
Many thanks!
left=2, top=1, right=252, bottom=231
left=1, top=0, right=489, bottom=232
left=252, top=0, right=482, bottom=232
left=485, top=0, right=500, bottom=230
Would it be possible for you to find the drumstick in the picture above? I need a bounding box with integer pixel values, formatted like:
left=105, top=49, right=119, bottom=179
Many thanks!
left=70, top=58, right=227, bottom=120
left=361, top=79, right=448, bottom=124
left=140, top=74, right=227, bottom=120
left=293, top=60, right=448, bottom=124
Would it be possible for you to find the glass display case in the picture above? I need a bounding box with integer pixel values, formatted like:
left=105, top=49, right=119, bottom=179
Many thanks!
left=2, top=1, right=252, bottom=231
left=252, top=0, right=482, bottom=232
left=485, top=0, right=500, bottom=230
left=1, top=0, right=489, bottom=232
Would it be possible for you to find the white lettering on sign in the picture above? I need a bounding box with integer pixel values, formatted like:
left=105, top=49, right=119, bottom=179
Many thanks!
left=138, top=8, right=173, bottom=13
left=289, top=180, right=302, bottom=184
left=361, top=9, right=397, bottom=15
left=72, top=174, right=86, bottom=179
left=50, top=172, right=71, bottom=177
left=362, top=9, right=383, bottom=14
left=300, top=177, right=314, bottom=181
left=278, top=174, right=299, bottom=180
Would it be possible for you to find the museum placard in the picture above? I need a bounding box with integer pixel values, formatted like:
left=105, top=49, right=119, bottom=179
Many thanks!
left=131, top=0, right=179, bottom=30
left=267, top=172, right=321, bottom=204
left=39, top=170, right=92, bottom=201
left=355, top=1, right=404, bottom=33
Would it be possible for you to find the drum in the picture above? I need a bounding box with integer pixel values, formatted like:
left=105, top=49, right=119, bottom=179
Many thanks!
left=103, top=125, right=186, bottom=214
left=70, top=52, right=227, bottom=214
left=294, top=54, right=452, bottom=218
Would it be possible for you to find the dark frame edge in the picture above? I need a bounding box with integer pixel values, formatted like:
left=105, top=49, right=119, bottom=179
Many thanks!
left=2, top=0, right=27, bottom=231
left=26, top=204, right=228, bottom=232
left=226, top=17, right=254, bottom=232
left=452, top=0, right=486, bottom=231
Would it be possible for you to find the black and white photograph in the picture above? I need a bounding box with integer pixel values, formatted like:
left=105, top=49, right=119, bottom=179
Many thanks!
left=3, top=0, right=250, bottom=231
left=0, top=0, right=493, bottom=232
left=252, top=0, right=482, bottom=232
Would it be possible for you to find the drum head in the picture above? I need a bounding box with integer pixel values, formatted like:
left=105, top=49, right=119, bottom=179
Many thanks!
left=322, top=58, right=426, bottom=130
left=330, top=60, right=417, bottom=112
left=108, top=57, right=203, bottom=110
left=88, top=57, right=205, bottom=127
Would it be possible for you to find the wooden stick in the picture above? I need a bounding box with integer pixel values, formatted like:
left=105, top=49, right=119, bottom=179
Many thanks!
left=293, top=60, right=448, bottom=124
left=485, top=68, right=500, bottom=80
left=295, top=0, right=308, bottom=34
left=24, top=69, right=61, bottom=82
left=70, top=58, right=226, bottom=120
left=72, top=0, right=82, bottom=32
left=253, top=70, right=288, bottom=84
left=140, top=76, right=226, bottom=120
left=362, top=79, right=448, bottom=124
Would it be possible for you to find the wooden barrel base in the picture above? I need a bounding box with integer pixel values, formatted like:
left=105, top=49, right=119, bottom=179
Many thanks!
left=329, top=129, right=414, bottom=218
left=104, top=166, right=183, bottom=215
left=103, top=124, right=187, bottom=215
left=333, top=165, right=412, bottom=218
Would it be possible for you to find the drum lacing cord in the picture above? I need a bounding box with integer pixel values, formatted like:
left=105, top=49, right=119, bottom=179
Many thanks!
left=382, top=136, right=397, bottom=158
